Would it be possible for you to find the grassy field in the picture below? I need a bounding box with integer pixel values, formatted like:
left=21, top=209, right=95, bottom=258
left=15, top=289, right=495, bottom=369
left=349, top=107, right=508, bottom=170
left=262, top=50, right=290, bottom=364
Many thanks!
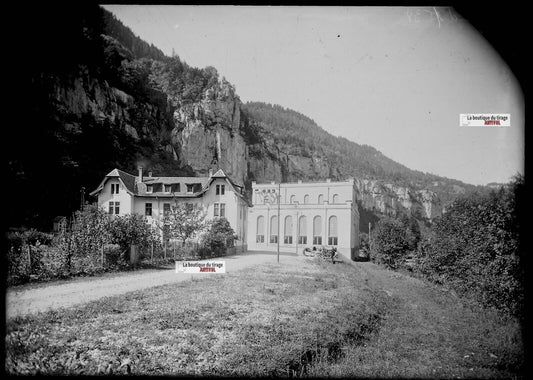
left=5, top=256, right=524, bottom=377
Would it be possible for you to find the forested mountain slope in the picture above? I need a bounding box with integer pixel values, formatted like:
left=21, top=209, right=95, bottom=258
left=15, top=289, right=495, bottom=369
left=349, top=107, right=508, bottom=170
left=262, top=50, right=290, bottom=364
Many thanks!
left=12, top=3, right=485, bottom=230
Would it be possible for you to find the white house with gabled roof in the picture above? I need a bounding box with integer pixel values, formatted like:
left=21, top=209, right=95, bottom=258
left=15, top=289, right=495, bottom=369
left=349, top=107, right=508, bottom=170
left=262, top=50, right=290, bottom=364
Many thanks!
left=90, top=167, right=250, bottom=250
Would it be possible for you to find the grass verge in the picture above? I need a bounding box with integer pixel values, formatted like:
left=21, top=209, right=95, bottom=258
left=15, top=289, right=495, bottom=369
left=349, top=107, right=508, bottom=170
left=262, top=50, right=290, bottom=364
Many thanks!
left=5, top=257, right=524, bottom=377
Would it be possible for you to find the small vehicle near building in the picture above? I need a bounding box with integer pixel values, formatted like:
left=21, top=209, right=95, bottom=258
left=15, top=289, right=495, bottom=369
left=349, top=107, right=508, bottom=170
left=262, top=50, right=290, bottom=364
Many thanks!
left=302, top=245, right=339, bottom=264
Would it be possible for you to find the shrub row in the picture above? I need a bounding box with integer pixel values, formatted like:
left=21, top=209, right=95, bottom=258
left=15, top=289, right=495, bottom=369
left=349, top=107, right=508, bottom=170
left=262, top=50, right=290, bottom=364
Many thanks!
left=369, top=175, right=524, bottom=318
left=413, top=176, right=524, bottom=317
left=7, top=207, right=238, bottom=286
left=6, top=205, right=157, bottom=286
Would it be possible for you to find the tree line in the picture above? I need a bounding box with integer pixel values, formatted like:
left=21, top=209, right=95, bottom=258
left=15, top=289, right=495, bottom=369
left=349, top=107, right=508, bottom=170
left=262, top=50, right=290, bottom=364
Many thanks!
left=6, top=203, right=236, bottom=286
left=366, top=174, right=524, bottom=318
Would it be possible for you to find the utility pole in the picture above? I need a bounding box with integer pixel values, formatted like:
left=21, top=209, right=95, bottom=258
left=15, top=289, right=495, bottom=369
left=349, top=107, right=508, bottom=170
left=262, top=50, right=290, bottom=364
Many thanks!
left=261, top=184, right=282, bottom=263
left=368, top=222, right=372, bottom=248
left=295, top=210, right=299, bottom=255
left=277, top=182, right=280, bottom=263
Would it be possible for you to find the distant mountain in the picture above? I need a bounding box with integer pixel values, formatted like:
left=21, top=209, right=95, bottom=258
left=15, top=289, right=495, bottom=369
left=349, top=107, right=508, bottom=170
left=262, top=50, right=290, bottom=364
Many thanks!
left=239, top=102, right=487, bottom=224
left=240, top=102, right=483, bottom=200
left=13, top=3, right=487, bottom=230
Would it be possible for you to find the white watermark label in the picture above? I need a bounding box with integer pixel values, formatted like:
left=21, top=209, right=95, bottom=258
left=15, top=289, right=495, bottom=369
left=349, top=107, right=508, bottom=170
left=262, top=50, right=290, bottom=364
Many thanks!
left=175, top=261, right=226, bottom=273
left=460, top=114, right=510, bottom=127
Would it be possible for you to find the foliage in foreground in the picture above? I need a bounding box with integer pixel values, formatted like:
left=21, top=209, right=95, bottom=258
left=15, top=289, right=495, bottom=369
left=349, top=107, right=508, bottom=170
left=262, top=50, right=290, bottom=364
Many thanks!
left=7, top=202, right=239, bottom=285
left=155, top=201, right=208, bottom=246
left=414, top=175, right=524, bottom=317
left=370, top=217, right=411, bottom=269
left=6, top=205, right=158, bottom=285
left=370, top=213, right=420, bottom=269
left=368, top=175, right=524, bottom=319
left=200, top=218, right=237, bottom=257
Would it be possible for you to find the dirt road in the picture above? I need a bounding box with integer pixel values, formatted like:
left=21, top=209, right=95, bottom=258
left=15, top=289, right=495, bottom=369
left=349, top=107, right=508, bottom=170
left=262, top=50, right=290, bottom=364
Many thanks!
left=6, top=251, right=300, bottom=319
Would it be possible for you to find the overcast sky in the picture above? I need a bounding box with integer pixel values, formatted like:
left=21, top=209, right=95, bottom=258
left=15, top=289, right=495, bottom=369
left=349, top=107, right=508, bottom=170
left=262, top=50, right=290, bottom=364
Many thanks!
left=102, top=5, right=524, bottom=186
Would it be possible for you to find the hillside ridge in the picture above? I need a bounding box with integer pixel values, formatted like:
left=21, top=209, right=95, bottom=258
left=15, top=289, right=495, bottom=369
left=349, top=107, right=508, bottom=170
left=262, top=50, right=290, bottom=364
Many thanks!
left=14, top=4, right=487, bottom=229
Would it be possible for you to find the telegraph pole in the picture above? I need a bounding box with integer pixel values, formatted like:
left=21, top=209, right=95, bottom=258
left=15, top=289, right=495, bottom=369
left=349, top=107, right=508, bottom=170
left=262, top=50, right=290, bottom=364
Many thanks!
left=295, top=210, right=299, bottom=255
left=368, top=222, right=372, bottom=248
left=277, top=182, right=280, bottom=263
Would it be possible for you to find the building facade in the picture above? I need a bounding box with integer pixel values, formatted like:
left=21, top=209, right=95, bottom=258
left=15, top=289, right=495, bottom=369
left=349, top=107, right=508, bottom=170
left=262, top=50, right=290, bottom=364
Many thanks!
left=90, top=168, right=360, bottom=260
left=90, top=167, right=250, bottom=250
left=246, top=179, right=360, bottom=260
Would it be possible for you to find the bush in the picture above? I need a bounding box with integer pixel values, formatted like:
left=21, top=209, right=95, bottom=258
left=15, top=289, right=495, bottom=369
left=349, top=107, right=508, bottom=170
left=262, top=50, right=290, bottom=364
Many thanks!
left=108, top=214, right=158, bottom=262
left=201, top=218, right=236, bottom=257
left=6, top=230, right=56, bottom=285
left=176, top=244, right=200, bottom=260
left=358, top=233, right=371, bottom=260
left=370, top=217, right=411, bottom=269
left=413, top=175, right=524, bottom=317
left=7, top=244, right=31, bottom=285
left=6, top=205, right=161, bottom=285
left=39, top=245, right=68, bottom=280
left=102, top=243, right=129, bottom=270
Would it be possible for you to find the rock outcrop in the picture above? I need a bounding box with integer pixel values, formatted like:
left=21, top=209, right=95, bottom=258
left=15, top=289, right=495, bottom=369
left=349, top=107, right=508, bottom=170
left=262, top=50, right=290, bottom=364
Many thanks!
left=22, top=3, right=453, bottom=230
left=41, top=66, right=173, bottom=143
left=40, top=65, right=444, bottom=222
left=355, top=179, right=442, bottom=220
left=169, top=84, right=443, bottom=219
left=171, top=79, right=247, bottom=185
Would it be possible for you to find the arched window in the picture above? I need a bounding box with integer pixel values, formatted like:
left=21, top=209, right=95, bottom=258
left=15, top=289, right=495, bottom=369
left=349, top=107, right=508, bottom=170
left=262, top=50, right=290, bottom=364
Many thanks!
left=332, top=194, right=339, bottom=204
left=318, top=194, right=324, bottom=204
left=284, top=216, right=293, bottom=244
left=256, top=216, right=265, bottom=243
left=290, top=195, right=295, bottom=204
left=304, top=194, right=309, bottom=204
left=313, top=216, right=322, bottom=245
left=328, top=216, right=338, bottom=246
left=298, top=215, right=307, bottom=244
left=270, top=215, right=278, bottom=244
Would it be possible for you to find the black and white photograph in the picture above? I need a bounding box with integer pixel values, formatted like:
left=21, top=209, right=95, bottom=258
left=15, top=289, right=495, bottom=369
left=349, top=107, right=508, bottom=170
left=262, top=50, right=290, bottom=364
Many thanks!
left=5, top=3, right=527, bottom=377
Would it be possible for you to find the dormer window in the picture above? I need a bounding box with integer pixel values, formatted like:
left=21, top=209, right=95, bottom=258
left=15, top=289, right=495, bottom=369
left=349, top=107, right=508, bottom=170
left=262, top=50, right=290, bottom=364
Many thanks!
left=186, top=183, right=201, bottom=194
left=164, top=184, right=171, bottom=193
left=110, top=183, right=119, bottom=194
left=146, top=185, right=153, bottom=193
left=216, top=184, right=225, bottom=195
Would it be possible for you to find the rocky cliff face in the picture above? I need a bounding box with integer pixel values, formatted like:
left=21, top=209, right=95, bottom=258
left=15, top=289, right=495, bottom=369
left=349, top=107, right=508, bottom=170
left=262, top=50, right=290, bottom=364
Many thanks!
left=20, top=3, right=449, bottom=229
left=40, top=66, right=173, bottom=143
left=168, top=86, right=443, bottom=219
left=355, top=179, right=442, bottom=220
left=245, top=142, right=332, bottom=184
left=171, top=79, right=247, bottom=185
left=42, top=66, right=443, bottom=221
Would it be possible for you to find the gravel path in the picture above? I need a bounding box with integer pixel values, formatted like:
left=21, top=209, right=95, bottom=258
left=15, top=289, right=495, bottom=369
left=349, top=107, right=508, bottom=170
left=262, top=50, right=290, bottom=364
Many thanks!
left=6, top=251, right=300, bottom=319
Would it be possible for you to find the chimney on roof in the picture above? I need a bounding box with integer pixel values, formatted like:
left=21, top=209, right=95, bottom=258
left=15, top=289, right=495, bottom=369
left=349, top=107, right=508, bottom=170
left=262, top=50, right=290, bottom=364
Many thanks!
left=137, top=166, right=143, bottom=183
left=148, top=171, right=152, bottom=178
left=208, top=168, right=213, bottom=177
